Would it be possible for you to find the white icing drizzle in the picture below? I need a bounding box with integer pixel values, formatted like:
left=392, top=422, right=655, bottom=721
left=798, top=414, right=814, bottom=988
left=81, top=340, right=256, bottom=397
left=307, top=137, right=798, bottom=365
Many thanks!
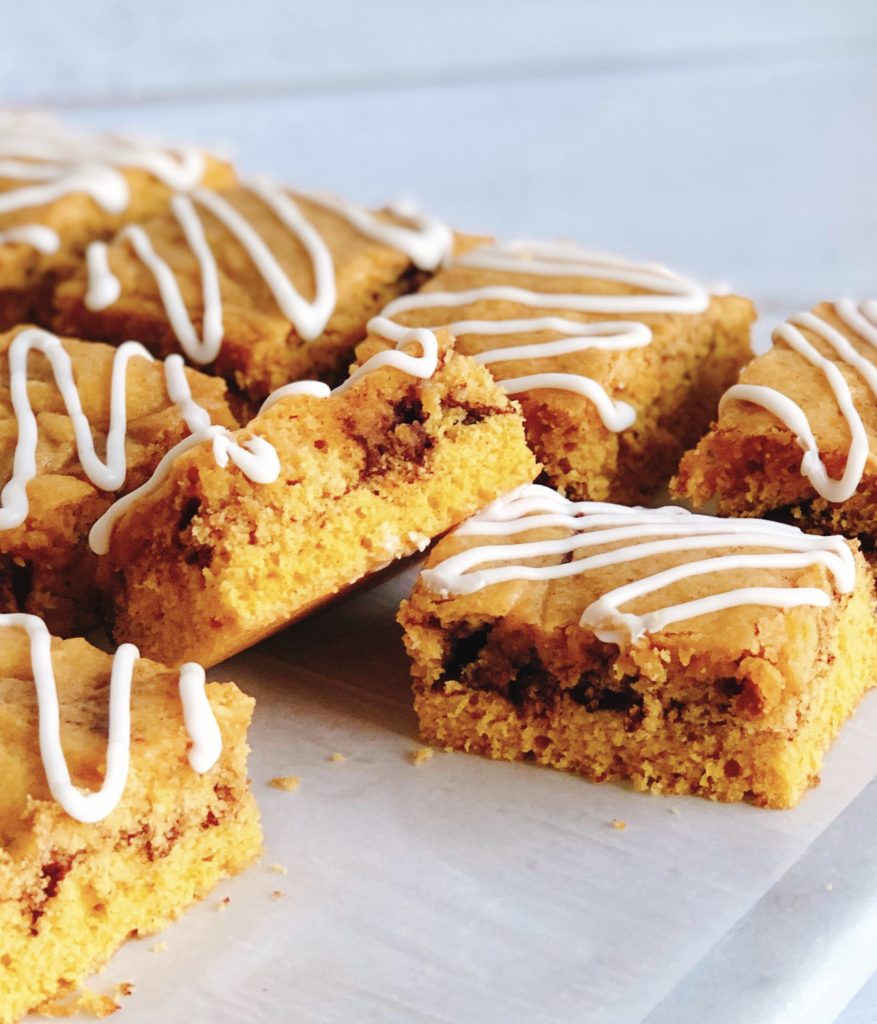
left=336, top=326, right=439, bottom=398
left=3, top=611, right=220, bottom=824
left=0, top=113, right=209, bottom=254
left=720, top=300, right=877, bottom=503
left=84, top=241, right=120, bottom=307
left=305, top=192, right=453, bottom=272
left=0, top=328, right=154, bottom=530
left=178, top=662, right=223, bottom=773
left=194, top=183, right=337, bottom=344
left=84, top=178, right=453, bottom=363
left=163, top=353, right=214, bottom=433
left=0, top=325, right=279, bottom=550
left=421, top=484, right=855, bottom=645
left=87, top=195, right=226, bottom=363
left=0, top=225, right=60, bottom=254
left=374, top=240, right=709, bottom=431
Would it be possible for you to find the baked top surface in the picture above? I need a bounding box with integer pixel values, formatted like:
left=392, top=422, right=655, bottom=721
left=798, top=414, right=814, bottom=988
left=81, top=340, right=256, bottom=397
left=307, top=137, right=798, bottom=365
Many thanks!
left=0, top=113, right=234, bottom=287
left=357, top=241, right=755, bottom=504
left=675, top=299, right=877, bottom=510
left=76, top=191, right=418, bottom=322
left=364, top=241, right=754, bottom=404
left=52, top=185, right=456, bottom=354
left=50, top=183, right=462, bottom=398
left=409, top=484, right=863, bottom=666
left=0, top=324, right=235, bottom=557
left=0, top=628, right=254, bottom=853
left=708, top=303, right=876, bottom=446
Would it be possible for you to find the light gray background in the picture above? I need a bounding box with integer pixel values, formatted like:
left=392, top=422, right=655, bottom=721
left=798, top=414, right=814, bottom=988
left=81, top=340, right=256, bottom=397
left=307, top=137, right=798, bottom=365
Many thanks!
left=4, top=4, right=877, bottom=1021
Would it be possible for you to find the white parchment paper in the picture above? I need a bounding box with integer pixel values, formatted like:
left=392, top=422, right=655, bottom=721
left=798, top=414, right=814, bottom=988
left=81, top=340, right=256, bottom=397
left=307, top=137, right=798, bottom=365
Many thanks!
left=51, top=567, right=877, bottom=1024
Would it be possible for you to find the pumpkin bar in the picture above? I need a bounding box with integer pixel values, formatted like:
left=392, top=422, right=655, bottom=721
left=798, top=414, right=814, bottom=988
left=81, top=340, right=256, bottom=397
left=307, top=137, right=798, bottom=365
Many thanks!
left=98, top=332, right=538, bottom=668
left=0, top=620, right=260, bottom=1024
left=399, top=484, right=877, bottom=808
left=0, top=325, right=236, bottom=635
left=51, top=180, right=466, bottom=402
left=0, top=112, right=233, bottom=329
left=357, top=239, right=755, bottom=502
left=674, top=300, right=877, bottom=553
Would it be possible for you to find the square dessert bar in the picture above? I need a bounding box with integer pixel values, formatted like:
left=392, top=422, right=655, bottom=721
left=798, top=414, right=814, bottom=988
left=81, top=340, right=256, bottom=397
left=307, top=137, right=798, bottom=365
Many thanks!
left=0, top=325, right=236, bottom=636
left=51, top=180, right=465, bottom=402
left=97, top=331, right=538, bottom=669
left=0, top=112, right=234, bottom=329
left=356, top=240, right=755, bottom=503
left=0, top=617, right=260, bottom=1023
left=399, top=484, right=877, bottom=808
left=674, top=300, right=877, bottom=550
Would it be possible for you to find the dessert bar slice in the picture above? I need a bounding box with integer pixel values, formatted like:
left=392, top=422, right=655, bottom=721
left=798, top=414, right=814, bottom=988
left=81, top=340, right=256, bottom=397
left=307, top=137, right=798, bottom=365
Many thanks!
left=674, top=300, right=877, bottom=551
left=0, top=112, right=233, bottom=328
left=0, top=615, right=260, bottom=1023
left=399, top=484, right=877, bottom=808
left=97, top=332, right=538, bottom=668
left=0, top=325, right=237, bottom=635
left=51, top=180, right=462, bottom=401
left=357, top=240, right=755, bottom=502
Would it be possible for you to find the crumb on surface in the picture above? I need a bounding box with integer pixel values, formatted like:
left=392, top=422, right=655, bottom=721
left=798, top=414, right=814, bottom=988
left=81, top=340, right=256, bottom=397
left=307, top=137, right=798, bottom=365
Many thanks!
left=826, top=882, right=834, bottom=891
left=410, top=746, right=434, bottom=766
left=115, top=983, right=134, bottom=998
left=669, top=806, right=681, bottom=816
left=151, top=942, right=168, bottom=954
left=216, top=897, right=231, bottom=912
left=271, top=890, right=285, bottom=901
left=329, top=752, right=346, bottom=763
left=269, top=775, right=300, bottom=791
left=269, top=862, right=288, bottom=876
left=37, top=986, right=120, bottom=1018
left=612, top=818, right=627, bottom=831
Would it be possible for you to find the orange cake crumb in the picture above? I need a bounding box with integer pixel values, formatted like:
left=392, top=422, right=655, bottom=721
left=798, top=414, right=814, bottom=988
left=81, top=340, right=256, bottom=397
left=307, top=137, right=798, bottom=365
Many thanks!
left=269, top=776, right=301, bottom=792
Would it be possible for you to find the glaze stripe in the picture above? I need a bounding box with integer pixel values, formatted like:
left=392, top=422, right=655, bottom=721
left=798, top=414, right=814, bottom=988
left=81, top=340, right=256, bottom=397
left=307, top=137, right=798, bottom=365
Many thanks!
left=83, top=179, right=453, bottom=362
left=0, top=326, right=279, bottom=547
left=375, top=240, right=709, bottom=430
left=421, top=484, right=855, bottom=644
left=720, top=300, right=877, bottom=503
left=0, top=113, right=209, bottom=253
left=4, top=612, right=220, bottom=823
left=0, top=329, right=154, bottom=530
